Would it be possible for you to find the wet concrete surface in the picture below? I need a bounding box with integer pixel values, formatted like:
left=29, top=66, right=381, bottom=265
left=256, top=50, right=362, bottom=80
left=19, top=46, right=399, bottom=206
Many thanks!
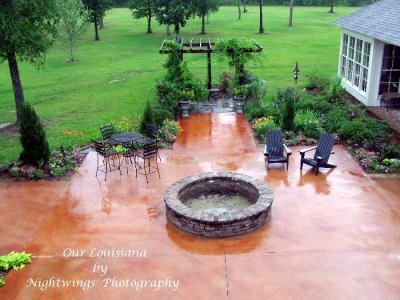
left=1, top=113, right=399, bottom=299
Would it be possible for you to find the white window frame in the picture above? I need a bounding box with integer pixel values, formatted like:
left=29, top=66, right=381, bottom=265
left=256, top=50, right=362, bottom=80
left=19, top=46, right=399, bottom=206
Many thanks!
left=339, top=32, right=372, bottom=95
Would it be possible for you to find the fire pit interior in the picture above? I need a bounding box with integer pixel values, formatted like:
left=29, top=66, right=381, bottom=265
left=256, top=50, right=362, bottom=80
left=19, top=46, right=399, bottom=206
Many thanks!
left=165, top=172, right=273, bottom=238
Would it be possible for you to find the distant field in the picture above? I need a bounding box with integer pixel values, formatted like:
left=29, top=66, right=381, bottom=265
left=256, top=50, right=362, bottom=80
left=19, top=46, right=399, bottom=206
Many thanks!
left=0, top=6, right=358, bottom=162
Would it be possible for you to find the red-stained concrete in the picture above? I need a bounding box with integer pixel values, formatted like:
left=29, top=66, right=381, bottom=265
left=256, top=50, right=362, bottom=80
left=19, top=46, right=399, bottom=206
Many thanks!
left=1, top=113, right=399, bottom=299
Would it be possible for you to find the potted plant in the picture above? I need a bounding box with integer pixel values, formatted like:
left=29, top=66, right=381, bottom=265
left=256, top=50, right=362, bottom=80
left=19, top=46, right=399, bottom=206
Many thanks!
left=178, top=90, right=194, bottom=118
left=233, top=85, right=246, bottom=114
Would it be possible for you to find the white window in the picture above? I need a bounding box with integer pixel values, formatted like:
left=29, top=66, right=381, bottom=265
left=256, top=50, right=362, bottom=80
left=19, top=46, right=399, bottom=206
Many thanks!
left=340, top=33, right=371, bottom=93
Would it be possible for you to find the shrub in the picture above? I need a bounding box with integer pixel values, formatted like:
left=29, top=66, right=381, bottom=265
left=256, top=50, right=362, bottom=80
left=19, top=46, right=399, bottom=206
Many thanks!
left=338, top=117, right=389, bottom=148
left=139, top=101, right=155, bottom=134
left=265, top=102, right=282, bottom=122
left=153, top=106, right=175, bottom=126
left=244, top=102, right=268, bottom=121
left=326, top=75, right=347, bottom=104
left=383, top=158, right=400, bottom=173
left=253, top=116, right=278, bottom=140
left=305, top=72, right=329, bottom=91
left=19, top=103, right=50, bottom=166
left=159, top=119, right=181, bottom=144
left=380, top=143, right=400, bottom=159
left=218, top=72, right=232, bottom=93
left=296, top=94, right=333, bottom=114
left=281, top=92, right=295, bottom=132
left=243, top=77, right=267, bottom=103
left=294, top=109, right=324, bottom=139
left=323, top=106, right=349, bottom=133
left=347, top=103, right=367, bottom=118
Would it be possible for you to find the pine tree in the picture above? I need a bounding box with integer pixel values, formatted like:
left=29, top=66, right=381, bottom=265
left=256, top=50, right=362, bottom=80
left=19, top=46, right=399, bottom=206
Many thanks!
left=140, top=101, right=155, bottom=134
left=281, top=92, right=295, bottom=132
left=19, top=103, right=50, bottom=166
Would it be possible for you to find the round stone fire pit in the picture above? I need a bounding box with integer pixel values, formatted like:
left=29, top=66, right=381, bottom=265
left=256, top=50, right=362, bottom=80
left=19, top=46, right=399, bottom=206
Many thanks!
left=164, top=172, right=273, bottom=238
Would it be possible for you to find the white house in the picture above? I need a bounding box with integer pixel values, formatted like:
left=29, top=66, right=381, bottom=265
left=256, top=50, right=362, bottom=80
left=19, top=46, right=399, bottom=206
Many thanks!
left=334, top=0, right=400, bottom=107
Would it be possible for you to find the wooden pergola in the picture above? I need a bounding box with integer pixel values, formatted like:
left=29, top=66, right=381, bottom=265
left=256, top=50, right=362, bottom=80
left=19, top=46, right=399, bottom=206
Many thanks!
left=159, top=38, right=263, bottom=89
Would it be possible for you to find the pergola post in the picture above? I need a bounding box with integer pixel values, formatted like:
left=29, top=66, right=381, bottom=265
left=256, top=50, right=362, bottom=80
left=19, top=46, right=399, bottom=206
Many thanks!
left=207, top=48, right=212, bottom=89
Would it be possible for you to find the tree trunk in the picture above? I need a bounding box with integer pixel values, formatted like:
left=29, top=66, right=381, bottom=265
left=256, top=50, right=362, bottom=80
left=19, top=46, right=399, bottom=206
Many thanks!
left=243, top=0, right=247, bottom=12
left=329, top=0, right=334, bottom=13
left=147, top=0, right=152, bottom=33
left=166, top=24, right=171, bottom=36
left=69, top=42, right=75, bottom=62
left=259, top=0, right=264, bottom=33
left=94, top=15, right=100, bottom=41
left=147, top=14, right=152, bottom=33
left=206, top=12, right=210, bottom=24
left=99, top=16, right=104, bottom=29
left=175, top=24, right=180, bottom=42
left=237, top=0, right=241, bottom=20
left=7, top=50, right=25, bottom=124
left=201, top=13, right=206, bottom=34
left=289, top=0, right=294, bottom=27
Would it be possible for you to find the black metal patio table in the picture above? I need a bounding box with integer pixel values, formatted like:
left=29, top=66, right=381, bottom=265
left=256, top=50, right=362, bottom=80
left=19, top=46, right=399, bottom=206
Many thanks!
left=111, top=132, right=143, bottom=146
left=110, top=132, right=144, bottom=171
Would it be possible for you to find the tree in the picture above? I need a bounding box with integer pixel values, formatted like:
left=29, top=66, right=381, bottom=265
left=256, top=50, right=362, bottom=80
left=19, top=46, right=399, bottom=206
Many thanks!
left=129, top=0, right=156, bottom=34
left=237, top=0, right=241, bottom=20
left=289, top=0, right=294, bottom=27
left=259, top=0, right=264, bottom=33
left=281, top=92, right=295, bottom=132
left=19, top=103, right=50, bottom=166
left=329, top=0, right=334, bottom=13
left=83, top=0, right=112, bottom=41
left=56, top=0, right=89, bottom=62
left=139, top=101, right=155, bottom=133
left=0, top=0, right=58, bottom=124
left=154, top=0, right=194, bottom=42
left=193, top=0, right=219, bottom=34
left=243, top=0, right=247, bottom=13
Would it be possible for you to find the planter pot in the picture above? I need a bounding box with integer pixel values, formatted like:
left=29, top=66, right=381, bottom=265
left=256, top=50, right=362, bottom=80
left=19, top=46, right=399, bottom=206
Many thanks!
left=233, top=96, right=245, bottom=114
left=179, top=100, right=191, bottom=118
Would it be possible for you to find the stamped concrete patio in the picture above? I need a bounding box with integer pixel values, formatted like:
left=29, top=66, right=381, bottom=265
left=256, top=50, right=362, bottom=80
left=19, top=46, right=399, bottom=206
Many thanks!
left=1, top=113, right=400, bottom=299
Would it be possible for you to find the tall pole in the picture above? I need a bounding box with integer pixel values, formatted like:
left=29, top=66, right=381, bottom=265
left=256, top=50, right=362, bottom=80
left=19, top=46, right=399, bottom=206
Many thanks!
left=207, top=48, right=212, bottom=89
left=259, top=0, right=264, bottom=34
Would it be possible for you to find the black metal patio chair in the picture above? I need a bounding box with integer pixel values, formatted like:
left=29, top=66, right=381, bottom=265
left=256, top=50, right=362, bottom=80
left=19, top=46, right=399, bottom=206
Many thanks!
left=92, top=139, right=122, bottom=180
left=134, top=141, right=160, bottom=183
left=299, top=133, right=336, bottom=175
left=144, top=124, right=161, bottom=161
left=99, top=124, right=118, bottom=146
left=263, top=129, right=292, bottom=170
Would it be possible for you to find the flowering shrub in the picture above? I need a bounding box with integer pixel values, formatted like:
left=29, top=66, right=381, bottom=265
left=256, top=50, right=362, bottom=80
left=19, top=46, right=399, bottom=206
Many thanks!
left=353, top=148, right=381, bottom=170
left=159, top=120, right=182, bottom=144
left=113, top=114, right=142, bottom=132
left=351, top=148, right=400, bottom=173
left=284, top=131, right=317, bottom=146
left=253, top=116, right=278, bottom=140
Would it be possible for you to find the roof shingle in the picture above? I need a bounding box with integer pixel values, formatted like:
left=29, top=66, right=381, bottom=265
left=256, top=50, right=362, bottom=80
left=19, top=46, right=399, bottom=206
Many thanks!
left=334, top=0, right=400, bottom=46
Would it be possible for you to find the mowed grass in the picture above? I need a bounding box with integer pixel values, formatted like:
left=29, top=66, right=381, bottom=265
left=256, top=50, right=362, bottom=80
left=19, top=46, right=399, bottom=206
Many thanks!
left=0, top=6, right=358, bottom=163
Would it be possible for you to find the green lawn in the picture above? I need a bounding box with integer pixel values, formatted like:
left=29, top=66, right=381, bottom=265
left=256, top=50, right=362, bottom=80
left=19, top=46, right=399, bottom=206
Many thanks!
left=0, top=6, right=358, bottom=163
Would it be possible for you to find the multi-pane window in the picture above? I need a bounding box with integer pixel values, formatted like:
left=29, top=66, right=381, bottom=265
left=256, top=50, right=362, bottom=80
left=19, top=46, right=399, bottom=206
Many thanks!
left=340, top=33, right=371, bottom=93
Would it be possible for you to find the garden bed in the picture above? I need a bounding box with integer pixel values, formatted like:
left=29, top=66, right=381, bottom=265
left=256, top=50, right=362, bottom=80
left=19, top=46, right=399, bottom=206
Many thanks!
left=245, top=74, right=400, bottom=174
left=0, top=147, right=87, bottom=181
